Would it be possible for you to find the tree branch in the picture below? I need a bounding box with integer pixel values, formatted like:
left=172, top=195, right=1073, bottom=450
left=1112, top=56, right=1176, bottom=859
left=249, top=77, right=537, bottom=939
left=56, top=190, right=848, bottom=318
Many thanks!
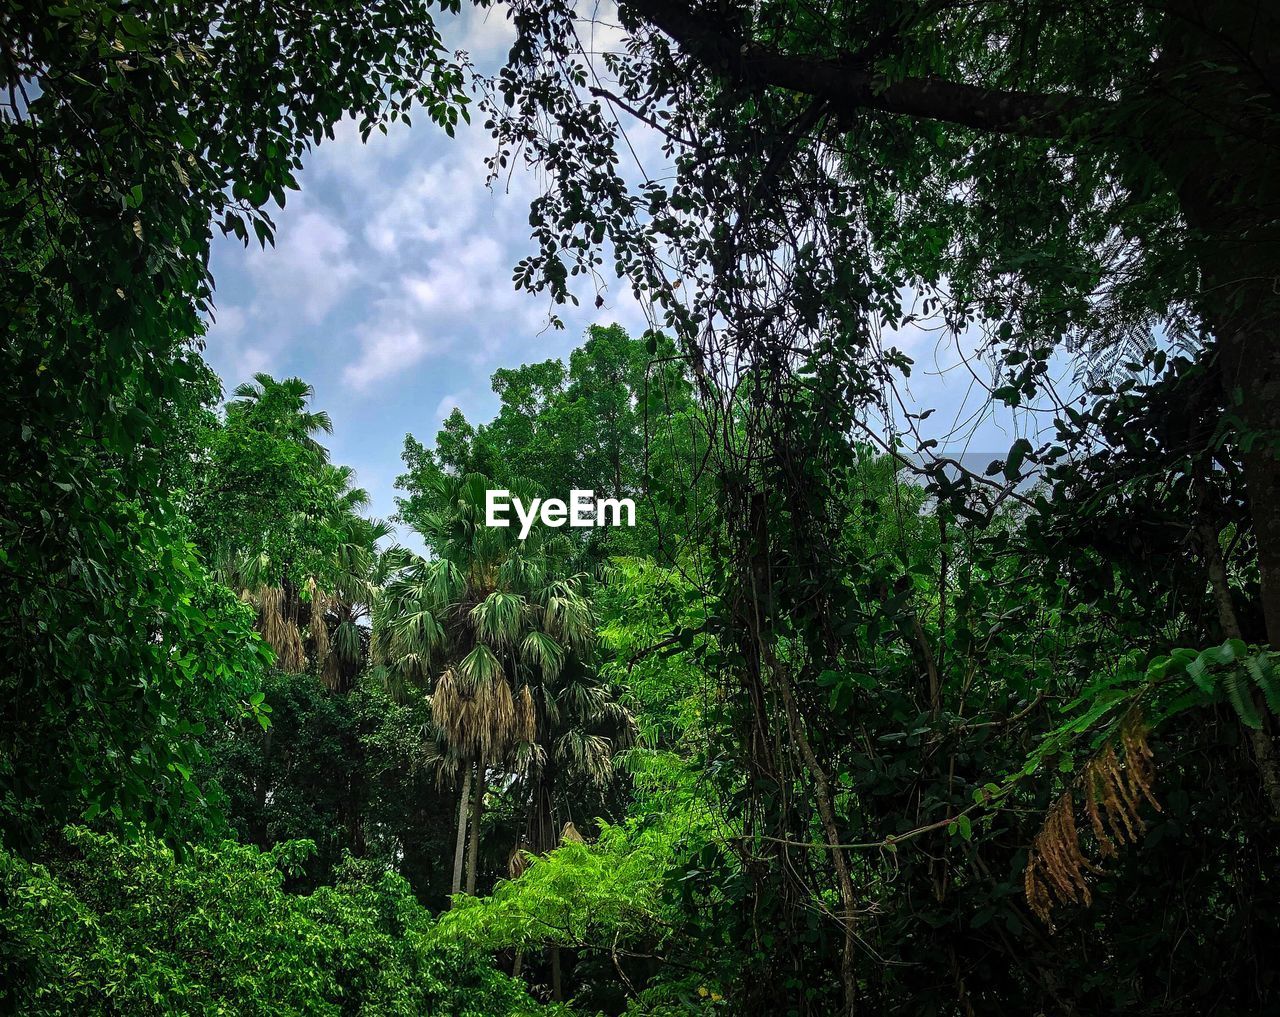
left=627, top=0, right=1109, bottom=139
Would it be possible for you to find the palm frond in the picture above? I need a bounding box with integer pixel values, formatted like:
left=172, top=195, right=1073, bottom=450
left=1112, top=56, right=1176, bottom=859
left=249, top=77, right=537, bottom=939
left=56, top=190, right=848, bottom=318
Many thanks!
left=470, top=591, right=528, bottom=647
left=520, top=629, right=566, bottom=681
left=458, top=643, right=505, bottom=688
left=554, top=730, right=614, bottom=785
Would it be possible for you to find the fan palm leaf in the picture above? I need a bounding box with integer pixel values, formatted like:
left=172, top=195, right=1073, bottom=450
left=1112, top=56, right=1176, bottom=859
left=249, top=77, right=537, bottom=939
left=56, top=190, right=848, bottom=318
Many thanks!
left=458, top=644, right=504, bottom=689
left=470, top=591, right=527, bottom=647
left=520, top=629, right=566, bottom=681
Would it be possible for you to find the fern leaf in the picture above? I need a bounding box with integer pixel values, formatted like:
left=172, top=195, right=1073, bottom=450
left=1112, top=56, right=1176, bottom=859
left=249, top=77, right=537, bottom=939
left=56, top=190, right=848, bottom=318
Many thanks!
left=1224, top=668, right=1263, bottom=730
left=1244, top=654, right=1280, bottom=716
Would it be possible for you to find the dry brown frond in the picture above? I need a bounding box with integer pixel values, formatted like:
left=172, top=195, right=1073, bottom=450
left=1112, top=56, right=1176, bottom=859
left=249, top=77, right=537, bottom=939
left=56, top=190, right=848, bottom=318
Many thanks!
left=473, top=677, right=515, bottom=761
left=1084, top=768, right=1116, bottom=858
left=310, top=585, right=332, bottom=676
left=256, top=585, right=306, bottom=672
left=432, top=669, right=468, bottom=752
left=1120, top=711, right=1161, bottom=813
left=322, top=652, right=342, bottom=691
left=1024, top=709, right=1160, bottom=926
left=560, top=820, right=586, bottom=845
left=1025, top=853, right=1052, bottom=925
left=516, top=685, right=537, bottom=745
left=432, top=669, right=519, bottom=761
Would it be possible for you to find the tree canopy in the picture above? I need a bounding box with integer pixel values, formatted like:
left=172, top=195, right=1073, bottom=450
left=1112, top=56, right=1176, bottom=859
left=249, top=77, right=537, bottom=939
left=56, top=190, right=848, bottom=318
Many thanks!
left=4, top=1, right=1280, bottom=1015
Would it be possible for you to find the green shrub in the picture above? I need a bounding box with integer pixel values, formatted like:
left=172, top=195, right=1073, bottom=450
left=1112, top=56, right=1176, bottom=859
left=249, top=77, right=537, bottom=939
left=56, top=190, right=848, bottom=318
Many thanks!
left=0, top=828, right=546, bottom=1016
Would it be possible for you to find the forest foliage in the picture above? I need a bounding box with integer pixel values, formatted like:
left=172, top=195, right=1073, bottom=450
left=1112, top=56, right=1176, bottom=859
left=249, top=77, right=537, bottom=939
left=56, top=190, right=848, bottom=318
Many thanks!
left=4, top=1, right=1280, bottom=1016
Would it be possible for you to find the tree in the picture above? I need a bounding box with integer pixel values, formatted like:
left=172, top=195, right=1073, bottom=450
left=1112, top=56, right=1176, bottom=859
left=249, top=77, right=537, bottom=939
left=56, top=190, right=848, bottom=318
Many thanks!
left=0, top=0, right=467, bottom=847
left=482, top=8, right=1280, bottom=1010
left=0, top=826, right=547, bottom=1015
left=194, top=374, right=389, bottom=680
left=314, top=515, right=405, bottom=695
left=226, top=374, right=334, bottom=456
left=492, top=0, right=1280, bottom=627
left=398, top=323, right=709, bottom=566
left=376, top=472, right=589, bottom=894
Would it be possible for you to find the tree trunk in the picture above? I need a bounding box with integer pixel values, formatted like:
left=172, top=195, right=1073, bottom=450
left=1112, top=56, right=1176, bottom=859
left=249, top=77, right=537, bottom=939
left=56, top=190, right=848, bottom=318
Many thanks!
left=1208, top=291, right=1280, bottom=646
left=451, top=763, right=471, bottom=897
left=1179, top=150, right=1280, bottom=819
left=465, top=759, right=485, bottom=895
left=775, top=663, right=860, bottom=1017
left=1160, top=0, right=1280, bottom=817
left=551, top=944, right=563, bottom=1001
left=1197, top=520, right=1280, bottom=818
left=1162, top=0, right=1280, bottom=644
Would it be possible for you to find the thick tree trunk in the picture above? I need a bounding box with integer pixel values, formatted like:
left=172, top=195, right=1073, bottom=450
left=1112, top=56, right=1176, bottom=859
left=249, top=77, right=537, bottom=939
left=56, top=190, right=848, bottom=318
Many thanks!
left=451, top=763, right=471, bottom=897
left=465, top=759, right=485, bottom=895
left=1162, top=0, right=1280, bottom=643
left=1198, top=519, right=1280, bottom=818
left=1177, top=192, right=1280, bottom=819
left=1208, top=292, right=1280, bottom=645
left=1155, top=0, right=1280, bottom=818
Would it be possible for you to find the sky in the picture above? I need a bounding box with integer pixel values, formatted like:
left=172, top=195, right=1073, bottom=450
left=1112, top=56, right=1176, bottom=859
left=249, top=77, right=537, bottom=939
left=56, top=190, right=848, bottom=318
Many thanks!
left=200, top=4, right=1051, bottom=550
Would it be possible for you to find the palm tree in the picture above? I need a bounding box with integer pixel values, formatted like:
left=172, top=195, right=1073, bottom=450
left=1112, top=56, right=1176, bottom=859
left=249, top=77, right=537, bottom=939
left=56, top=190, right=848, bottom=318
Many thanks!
left=207, top=373, right=351, bottom=669
left=373, top=471, right=614, bottom=896
left=221, top=464, right=381, bottom=675
left=310, top=514, right=411, bottom=693
left=498, top=591, right=637, bottom=997
left=519, top=649, right=637, bottom=858
left=226, top=373, right=333, bottom=456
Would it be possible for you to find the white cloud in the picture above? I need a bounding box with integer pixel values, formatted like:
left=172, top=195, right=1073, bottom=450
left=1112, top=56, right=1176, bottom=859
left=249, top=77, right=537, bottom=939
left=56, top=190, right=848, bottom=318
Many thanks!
left=247, top=209, right=359, bottom=327
left=404, top=236, right=507, bottom=313
left=343, top=324, right=444, bottom=391
left=211, top=303, right=247, bottom=338
left=310, top=114, right=416, bottom=189
left=235, top=345, right=272, bottom=379
left=363, top=135, right=493, bottom=254
left=205, top=332, right=273, bottom=387
left=203, top=303, right=275, bottom=384
left=592, top=281, right=653, bottom=337
left=453, top=4, right=516, bottom=59
left=203, top=0, right=681, bottom=532
left=434, top=392, right=463, bottom=418
left=576, top=3, right=630, bottom=64
left=431, top=386, right=495, bottom=425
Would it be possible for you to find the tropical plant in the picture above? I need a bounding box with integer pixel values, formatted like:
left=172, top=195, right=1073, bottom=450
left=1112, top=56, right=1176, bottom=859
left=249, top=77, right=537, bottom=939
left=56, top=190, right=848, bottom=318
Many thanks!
left=376, top=470, right=633, bottom=897
left=226, top=373, right=335, bottom=456
left=198, top=375, right=390, bottom=677
left=0, top=0, right=467, bottom=848
left=312, top=515, right=413, bottom=693
left=0, top=826, right=548, bottom=1016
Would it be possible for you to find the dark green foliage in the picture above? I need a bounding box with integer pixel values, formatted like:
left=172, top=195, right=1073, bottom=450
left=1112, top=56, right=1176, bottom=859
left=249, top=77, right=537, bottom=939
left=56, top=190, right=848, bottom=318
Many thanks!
left=203, top=669, right=461, bottom=907
left=191, top=374, right=342, bottom=582
left=0, top=827, right=544, bottom=1016
left=474, top=3, right=1280, bottom=1011
left=0, top=0, right=467, bottom=847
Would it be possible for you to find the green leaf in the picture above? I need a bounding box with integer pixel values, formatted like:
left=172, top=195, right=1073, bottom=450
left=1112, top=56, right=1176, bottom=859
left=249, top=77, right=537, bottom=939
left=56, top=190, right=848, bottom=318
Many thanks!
left=1003, top=438, right=1032, bottom=481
